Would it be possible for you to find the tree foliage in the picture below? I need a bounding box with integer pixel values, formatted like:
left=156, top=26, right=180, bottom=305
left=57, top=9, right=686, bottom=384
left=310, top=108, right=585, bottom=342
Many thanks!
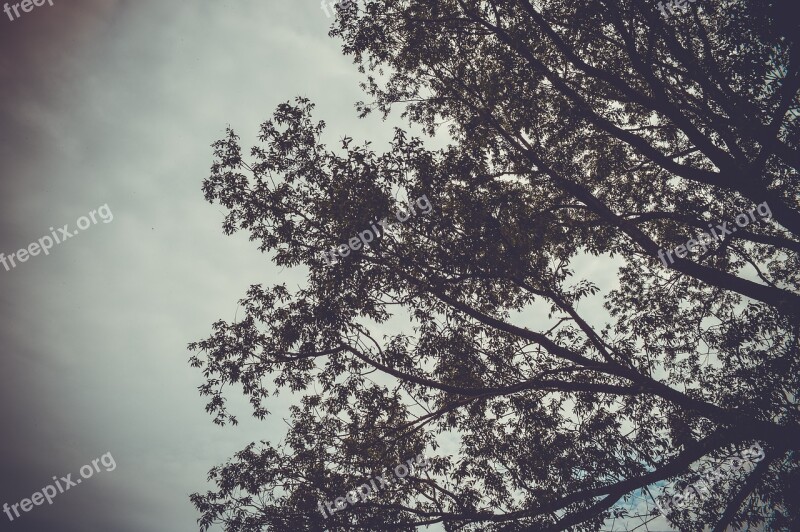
left=189, top=1, right=800, bottom=530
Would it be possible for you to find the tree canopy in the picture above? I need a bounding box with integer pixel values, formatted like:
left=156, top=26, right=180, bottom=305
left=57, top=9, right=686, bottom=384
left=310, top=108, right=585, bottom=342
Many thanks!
left=189, top=1, right=800, bottom=530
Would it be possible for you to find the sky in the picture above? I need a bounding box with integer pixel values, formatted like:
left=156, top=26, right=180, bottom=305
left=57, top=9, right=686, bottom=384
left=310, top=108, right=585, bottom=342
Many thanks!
left=0, top=1, right=394, bottom=530
left=0, top=1, right=675, bottom=531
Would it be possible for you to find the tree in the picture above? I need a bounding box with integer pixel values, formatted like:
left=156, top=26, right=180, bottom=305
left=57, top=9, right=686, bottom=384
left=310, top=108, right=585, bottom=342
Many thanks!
left=188, top=1, right=800, bottom=530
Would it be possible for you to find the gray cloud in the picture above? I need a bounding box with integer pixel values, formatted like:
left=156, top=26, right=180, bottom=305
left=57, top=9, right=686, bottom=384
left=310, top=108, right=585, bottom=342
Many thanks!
left=0, top=1, right=371, bottom=530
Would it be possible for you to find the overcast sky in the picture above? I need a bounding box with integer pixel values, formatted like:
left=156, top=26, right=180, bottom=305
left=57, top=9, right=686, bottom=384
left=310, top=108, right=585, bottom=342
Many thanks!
left=0, top=1, right=660, bottom=531
left=0, top=1, right=392, bottom=530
